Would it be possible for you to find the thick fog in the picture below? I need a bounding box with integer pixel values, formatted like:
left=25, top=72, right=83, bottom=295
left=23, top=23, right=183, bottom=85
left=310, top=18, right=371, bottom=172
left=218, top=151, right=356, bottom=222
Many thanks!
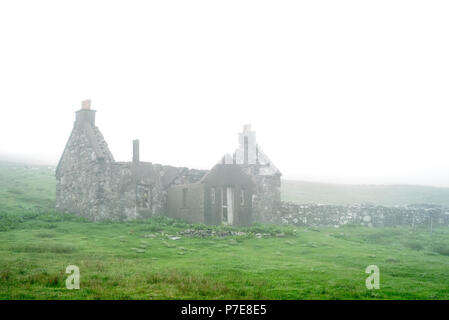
left=1, top=1, right=449, bottom=186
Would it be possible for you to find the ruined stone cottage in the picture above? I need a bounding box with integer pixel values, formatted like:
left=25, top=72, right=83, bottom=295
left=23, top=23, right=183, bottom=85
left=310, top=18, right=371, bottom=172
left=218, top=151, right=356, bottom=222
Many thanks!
left=56, top=100, right=282, bottom=226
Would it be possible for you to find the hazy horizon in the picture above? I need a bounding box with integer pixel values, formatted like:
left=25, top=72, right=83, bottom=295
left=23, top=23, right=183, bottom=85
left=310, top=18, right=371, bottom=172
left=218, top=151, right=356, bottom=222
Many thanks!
left=2, top=151, right=449, bottom=190
left=1, top=1, right=449, bottom=187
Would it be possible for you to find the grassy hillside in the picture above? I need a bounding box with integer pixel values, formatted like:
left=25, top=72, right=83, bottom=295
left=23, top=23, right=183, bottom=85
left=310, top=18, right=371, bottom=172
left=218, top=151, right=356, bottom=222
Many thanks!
left=0, top=162, right=55, bottom=231
left=282, top=179, right=449, bottom=206
left=1, top=161, right=449, bottom=300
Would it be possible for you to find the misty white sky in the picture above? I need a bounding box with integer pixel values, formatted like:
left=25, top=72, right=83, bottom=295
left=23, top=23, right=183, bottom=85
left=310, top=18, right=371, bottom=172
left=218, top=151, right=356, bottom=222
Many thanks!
left=1, top=1, right=449, bottom=187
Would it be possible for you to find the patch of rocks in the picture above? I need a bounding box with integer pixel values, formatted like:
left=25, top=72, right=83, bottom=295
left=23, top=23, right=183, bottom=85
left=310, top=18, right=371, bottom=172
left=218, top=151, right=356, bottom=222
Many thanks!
left=178, top=229, right=248, bottom=238
left=177, top=228, right=288, bottom=239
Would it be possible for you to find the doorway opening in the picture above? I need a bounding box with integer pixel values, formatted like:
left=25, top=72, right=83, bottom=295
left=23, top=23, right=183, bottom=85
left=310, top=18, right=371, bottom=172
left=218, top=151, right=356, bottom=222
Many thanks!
left=221, top=186, right=234, bottom=225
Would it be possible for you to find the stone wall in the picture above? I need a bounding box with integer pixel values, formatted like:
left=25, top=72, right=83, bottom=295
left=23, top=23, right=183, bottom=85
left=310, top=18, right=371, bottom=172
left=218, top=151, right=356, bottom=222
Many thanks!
left=279, top=202, right=449, bottom=228
left=238, top=164, right=282, bottom=224
left=251, top=174, right=282, bottom=224
left=55, top=123, right=114, bottom=220
left=167, top=183, right=205, bottom=224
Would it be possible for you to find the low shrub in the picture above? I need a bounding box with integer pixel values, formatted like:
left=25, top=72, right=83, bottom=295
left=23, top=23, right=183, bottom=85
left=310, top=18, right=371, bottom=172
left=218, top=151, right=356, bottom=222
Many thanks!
left=404, top=241, right=423, bottom=251
left=0, top=213, right=23, bottom=231
left=433, top=245, right=449, bottom=256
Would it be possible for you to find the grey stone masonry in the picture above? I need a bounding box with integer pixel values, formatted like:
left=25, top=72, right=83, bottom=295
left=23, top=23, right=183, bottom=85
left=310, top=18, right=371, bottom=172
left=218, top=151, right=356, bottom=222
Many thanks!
left=225, top=125, right=282, bottom=224
left=56, top=101, right=207, bottom=221
left=56, top=101, right=280, bottom=224
left=279, top=202, right=449, bottom=228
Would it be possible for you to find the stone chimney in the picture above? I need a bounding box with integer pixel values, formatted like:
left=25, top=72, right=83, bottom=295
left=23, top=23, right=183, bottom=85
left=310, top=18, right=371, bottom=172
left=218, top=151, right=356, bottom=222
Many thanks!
left=237, top=124, right=257, bottom=165
left=133, top=139, right=140, bottom=163
left=82, top=99, right=91, bottom=110
left=75, top=99, right=96, bottom=126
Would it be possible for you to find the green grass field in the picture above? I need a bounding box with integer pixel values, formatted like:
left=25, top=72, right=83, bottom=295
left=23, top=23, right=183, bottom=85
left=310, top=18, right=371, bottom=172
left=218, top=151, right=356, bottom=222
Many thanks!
left=1, top=161, right=449, bottom=299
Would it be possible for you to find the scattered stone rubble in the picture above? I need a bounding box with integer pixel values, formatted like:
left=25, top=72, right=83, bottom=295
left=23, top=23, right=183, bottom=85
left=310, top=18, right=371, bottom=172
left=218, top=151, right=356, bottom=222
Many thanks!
left=177, top=228, right=288, bottom=238
left=178, top=229, right=248, bottom=238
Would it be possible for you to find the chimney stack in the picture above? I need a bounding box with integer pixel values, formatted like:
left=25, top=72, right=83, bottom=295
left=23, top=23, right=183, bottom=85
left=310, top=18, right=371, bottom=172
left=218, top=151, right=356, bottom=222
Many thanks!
left=133, top=139, right=140, bottom=163
left=75, top=99, right=96, bottom=126
left=81, top=99, right=91, bottom=110
left=238, top=124, right=256, bottom=165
